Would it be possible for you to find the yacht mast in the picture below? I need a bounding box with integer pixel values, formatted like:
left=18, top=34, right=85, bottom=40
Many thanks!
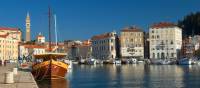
left=54, top=14, right=58, bottom=52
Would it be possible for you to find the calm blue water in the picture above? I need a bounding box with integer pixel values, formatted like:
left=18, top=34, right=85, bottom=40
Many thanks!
left=38, top=64, right=200, bottom=88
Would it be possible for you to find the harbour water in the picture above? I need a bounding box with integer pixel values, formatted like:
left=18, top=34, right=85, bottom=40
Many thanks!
left=37, top=64, right=200, bottom=88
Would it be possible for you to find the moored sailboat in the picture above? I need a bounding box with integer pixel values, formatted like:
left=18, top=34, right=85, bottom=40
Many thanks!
left=32, top=8, right=68, bottom=80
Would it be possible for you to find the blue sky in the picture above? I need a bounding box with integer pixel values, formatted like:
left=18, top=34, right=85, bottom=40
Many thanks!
left=0, top=0, right=199, bottom=41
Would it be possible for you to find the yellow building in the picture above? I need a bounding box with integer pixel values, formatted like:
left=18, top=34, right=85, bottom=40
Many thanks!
left=120, top=26, right=144, bottom=59
left=0, top=27, right=22, bottom=62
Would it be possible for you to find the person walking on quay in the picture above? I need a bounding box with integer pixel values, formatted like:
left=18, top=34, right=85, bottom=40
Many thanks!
left=0, top=60, right=2, bottom=66
left=4, top=60, right=6, bottom=66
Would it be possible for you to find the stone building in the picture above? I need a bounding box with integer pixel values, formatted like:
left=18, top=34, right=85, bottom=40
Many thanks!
left=120, top=26, right=144, bottom=59
left=149, top=22, right=182, bottom=59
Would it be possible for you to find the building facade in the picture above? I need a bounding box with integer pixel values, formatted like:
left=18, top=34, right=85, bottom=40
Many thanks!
left=36, top=32, right=45, bottom=43
left=0, top=27, right=22, bottom=61
left=149, top=22, right=182, bottom=59
left=19, top=44, right=46, bottom=59
left=120, top=26, right=144, bottom=59
left=181, top=36, right=195, bottom=58
left=91, top=31, right=118, bottom=60
left=26, top=12, right=31, bottom=42
left=77, top=40, right=92, bottom=59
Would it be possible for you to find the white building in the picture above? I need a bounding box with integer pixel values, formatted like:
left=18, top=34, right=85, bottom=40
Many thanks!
left=91, top=31, right=118, bottom=60
left=36, top=32, right=45, bottom=43
left=149, top=22, right=182, bottom=59
left=19, top=44, right=46, bottom=58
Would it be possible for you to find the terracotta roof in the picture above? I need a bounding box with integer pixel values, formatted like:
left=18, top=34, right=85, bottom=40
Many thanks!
left=121, top=26, right=143, bottom=32
left=82, top=40, right=91, bottom=45
left=0, top=33, right=9, bottom=38
left=151, top=22, right=177, bottom=29
left=0, top=27, right=19, bottom=31
left=23, top=44, right=46, bottom=49
left=91, top=33, right=114, bottom=40
left=37, top=35, right=44, bottom=38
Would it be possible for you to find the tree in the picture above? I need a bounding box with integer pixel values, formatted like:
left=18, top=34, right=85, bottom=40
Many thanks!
left=178, top=12, right=200, bottom=37
left=195, top=49, right=200, bottom=57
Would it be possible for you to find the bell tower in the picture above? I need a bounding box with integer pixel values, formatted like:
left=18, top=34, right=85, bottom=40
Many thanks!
left=26, top=12, right=31, bottom=41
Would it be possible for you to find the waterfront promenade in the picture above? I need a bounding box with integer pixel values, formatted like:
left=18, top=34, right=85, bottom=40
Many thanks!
left=0, top=63, right=38, bottom=88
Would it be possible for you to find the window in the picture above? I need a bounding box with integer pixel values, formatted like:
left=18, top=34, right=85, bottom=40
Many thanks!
left=130, top=39, right=133, bottom=42
left=152, top=30, right=154, bottom=33
left=171, top=53, right=174, bottom=57
left=153, top=53, right=155, bottom=58
left=157, top=53, right=160, bottom=58
left=157, top=35, right=159, bottom=38
left=111, top=46, right=114, bottom=51
left=171, top=40, right=173, bottom=44
left=152, top=35, right=154, bottom=39
left=111, top=39, right=114, bottom=43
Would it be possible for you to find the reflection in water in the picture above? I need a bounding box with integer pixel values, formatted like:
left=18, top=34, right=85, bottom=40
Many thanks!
left=37, top=64, right=200, bottom=88
left=52, top=79, right=69, bottom=88
left=37, top=79, right=69, bottom=88
left=145, top=65, right=185, bottom=88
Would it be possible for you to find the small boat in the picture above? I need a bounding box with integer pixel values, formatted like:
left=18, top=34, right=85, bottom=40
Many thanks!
left=19, top=62, right=31, bottom=70
left=137, top=60, right=144, bottom=64
left=130, top=58, right=137, bottom=64
left=86, top=58, right=97, bottom=65
left=64, top=60, right=72, bottom=69
left=115, top=60, right=121, bottom=64
left=79, top=59, right=86, bottom=64
left=178, top=57, right=192, bottom=65
left=96, top=59, right=103, bottom=64
left=32, top=53, right=68, bottom=80
left=159, top=59, right=172, bottom=65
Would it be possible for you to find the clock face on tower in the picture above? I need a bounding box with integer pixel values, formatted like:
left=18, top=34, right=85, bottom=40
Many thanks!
left=27, top=29, right=30, bottom=32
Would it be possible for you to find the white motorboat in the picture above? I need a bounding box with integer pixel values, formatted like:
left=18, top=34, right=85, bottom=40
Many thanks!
left=96, top=60, right=103, bottom=64
left=178, top=58, right=192, bottom=65
left=137, top=60, right=144, bottom=64
left=86, top=58, right=97, bottom=65
left=79, top=59, right=86, bottom=64
left=130, top=58, right=137, bottom=64
left=159, top=59, right=172, bottom=65
left=114, top=60, right=121, bottom=64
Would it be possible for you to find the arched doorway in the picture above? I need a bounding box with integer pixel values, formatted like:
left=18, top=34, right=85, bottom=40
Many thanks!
left=157, top=53, right=160, bottom=59
left=161, top=52, right=165, bottom=59
left=153, top=53, right=155, bottom=59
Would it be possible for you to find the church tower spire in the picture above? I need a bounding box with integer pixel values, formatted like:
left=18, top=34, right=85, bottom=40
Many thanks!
left=26, top=12, right=31, bottom=41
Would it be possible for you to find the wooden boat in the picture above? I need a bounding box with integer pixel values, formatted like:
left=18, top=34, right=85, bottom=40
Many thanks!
left=32, top=7, right=69, bottom=80
left=32, top=53, right=68, bottom=80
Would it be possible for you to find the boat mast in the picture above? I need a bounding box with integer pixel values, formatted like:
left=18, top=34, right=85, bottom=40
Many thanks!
left=48, top=7, right=52, bottom=52
left=54, top=14, right=58, bottom=52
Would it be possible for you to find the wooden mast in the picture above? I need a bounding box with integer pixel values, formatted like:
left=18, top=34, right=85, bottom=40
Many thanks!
left=48, top=7, right=52, bottom=52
